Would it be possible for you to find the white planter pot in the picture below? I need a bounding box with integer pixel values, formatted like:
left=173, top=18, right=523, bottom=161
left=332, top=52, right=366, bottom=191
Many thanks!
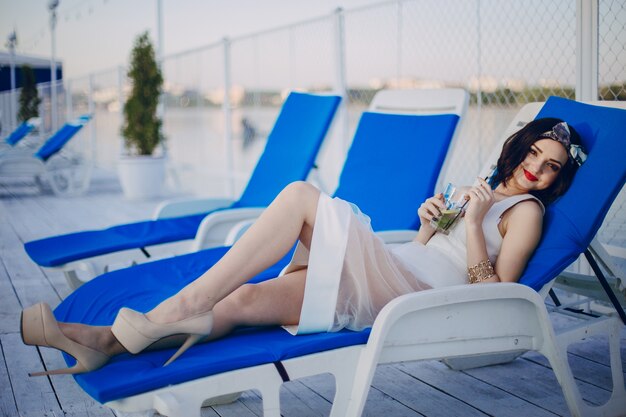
left=118, top=156, right=166, bottom=200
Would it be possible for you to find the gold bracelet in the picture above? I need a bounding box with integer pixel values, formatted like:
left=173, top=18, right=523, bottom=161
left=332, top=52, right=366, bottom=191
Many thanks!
left=468, top=260, right=495, bottom=284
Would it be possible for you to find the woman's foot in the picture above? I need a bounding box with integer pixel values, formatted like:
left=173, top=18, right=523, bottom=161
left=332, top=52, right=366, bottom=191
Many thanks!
left=111, top=306, right=214, bottom=366
left=21, top=303, right=110, bottom=376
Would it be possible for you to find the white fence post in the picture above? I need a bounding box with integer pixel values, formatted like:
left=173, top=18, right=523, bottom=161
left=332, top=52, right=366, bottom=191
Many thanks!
left=576, top=0, right=599, bottom=101
left=223, top=37, right=235, bottom=198
left=88, top=74, right=97, bottom=165
left=333, top=7, right=349, bottom=152
left=118, top=65, right=126, bottom=155
left=65, top=79, right=73, bottom=118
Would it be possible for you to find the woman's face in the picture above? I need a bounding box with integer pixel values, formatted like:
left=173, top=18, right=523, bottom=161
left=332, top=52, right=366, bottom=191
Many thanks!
left=510, top=138, right=569, bottom=192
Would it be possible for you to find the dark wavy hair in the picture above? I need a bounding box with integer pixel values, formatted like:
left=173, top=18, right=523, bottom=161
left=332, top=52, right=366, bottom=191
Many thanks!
left=491, top=117, right=583, bottom=206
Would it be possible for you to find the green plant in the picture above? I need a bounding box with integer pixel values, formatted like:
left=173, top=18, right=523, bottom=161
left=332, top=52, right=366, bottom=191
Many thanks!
left=122, top=31, right=164, bottom=156
left=18, top=65, right=41, bottom=122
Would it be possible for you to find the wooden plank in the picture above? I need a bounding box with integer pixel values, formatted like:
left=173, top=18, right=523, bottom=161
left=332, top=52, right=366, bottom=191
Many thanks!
left=0, top=337, right=19, bottom=417
left=0, top=213, right=61, bottom=308
left=211, top=390, right=259, bottom=417
left=464, top=355, right=611, bottom=414
left=0, top=258, right=22, bottom=334
left=297, top=370, right=427, bottom=416
left=369, top=364, right=486, bottom=417
left=399, top=361, right=560, bottom=417
left=1, top=333, right=62, bottom=416
left=282, top=377, right=333, bottom=416
left=37, top=348, right=115, bottom=417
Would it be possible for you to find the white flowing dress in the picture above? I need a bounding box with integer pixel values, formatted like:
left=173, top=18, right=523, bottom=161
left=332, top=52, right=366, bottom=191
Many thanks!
left=283, top=191, right=543, bottom=335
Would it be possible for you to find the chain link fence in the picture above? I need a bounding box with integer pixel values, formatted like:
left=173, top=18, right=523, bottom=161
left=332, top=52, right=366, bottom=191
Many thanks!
left=1, top=0, right=624, bottom=258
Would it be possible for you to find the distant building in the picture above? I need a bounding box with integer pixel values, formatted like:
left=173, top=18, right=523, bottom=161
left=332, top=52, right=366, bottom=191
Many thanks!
left=0, top=52, right=63, bottom=92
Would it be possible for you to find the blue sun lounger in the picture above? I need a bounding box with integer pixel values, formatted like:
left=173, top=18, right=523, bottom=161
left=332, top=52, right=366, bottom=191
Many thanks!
left=24, top=92, right=341, bottom=288
left=47, top=89, right=469, bottom=416
left=342, top=98, right=626, bottom=417
left=1, top=117, right=40, bottom=148
left=34, top=114, right=92, bottom=161
left=0, top=115, right=92, bottom=195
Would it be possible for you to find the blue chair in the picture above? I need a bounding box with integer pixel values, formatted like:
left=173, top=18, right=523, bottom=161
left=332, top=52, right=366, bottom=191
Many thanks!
left=0, top=114, right=91, bottom=195
left=25, top=92, right=341, bottom=288
left=342, top=98, right=626, bottom=417
left=49, top=89, right=469, bottom=416
left=1, top=117, right=40, bottom=148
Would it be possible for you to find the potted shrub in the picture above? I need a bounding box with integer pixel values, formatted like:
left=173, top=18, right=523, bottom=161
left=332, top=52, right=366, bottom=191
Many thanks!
left=118, top=31, right=166, bottom=199
left=18, top=65, right=41, bottom=122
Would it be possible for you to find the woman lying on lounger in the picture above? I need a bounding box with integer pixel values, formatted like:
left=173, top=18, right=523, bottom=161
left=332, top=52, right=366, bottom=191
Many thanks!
left=21, top=117, right=586, bottom=376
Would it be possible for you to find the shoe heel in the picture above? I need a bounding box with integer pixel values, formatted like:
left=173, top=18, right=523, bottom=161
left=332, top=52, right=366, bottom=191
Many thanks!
left=29, top=361, right=88, bottom=377
left=163, top=333, right=204, bottom=367
left=21, top=304, right=46, bottom=346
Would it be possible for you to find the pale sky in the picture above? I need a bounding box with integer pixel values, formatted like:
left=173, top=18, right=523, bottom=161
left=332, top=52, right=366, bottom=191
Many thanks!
left=0, top=0, right=381, bottom=78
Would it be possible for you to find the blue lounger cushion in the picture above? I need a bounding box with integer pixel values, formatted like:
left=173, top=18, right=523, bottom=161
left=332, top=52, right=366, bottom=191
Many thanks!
left=25, top=93, right=340, bottom=267
left=518, top=97, right=626, bottom=291
left=335, top=112, right=460, bottom=231
left=34, top=115, right=91, bottom=161
left=4, top=120, right=36, bottom=145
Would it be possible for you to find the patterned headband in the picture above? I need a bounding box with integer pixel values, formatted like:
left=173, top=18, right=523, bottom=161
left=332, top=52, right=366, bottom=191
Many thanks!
left=539, top=122, right=587, bottom=166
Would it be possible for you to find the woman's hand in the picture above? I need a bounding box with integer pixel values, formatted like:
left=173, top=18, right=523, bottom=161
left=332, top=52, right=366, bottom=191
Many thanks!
left=464, top=177, right=496, bottom=227
left=414, top=192, right=447, bottom=244
left=417, top=193, right=446, bottom=231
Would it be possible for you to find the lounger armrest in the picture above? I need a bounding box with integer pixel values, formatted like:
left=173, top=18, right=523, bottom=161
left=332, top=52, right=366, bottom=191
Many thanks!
left=224, top=219, right=256, bottom=246
left=375, top=229, right=417, bottom=244
left=366, top=283, right=552, bottom=364
left=153, top=197, right=235, bottom=220
left=192, top=207, right=265, bottom=251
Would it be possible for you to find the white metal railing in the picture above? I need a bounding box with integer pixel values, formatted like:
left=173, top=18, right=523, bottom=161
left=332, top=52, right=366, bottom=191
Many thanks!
left=0, top=0, right=624, bottom=254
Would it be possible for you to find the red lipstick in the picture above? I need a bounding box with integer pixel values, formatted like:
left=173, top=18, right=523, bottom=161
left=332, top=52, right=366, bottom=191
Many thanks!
left=524, top=169, right=538, bottom=182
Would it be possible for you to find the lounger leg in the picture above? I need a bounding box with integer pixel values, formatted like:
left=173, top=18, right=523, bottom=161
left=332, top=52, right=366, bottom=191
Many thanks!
left=341, top=350, right=379, bottom=417
left=153, top=392, right=202, bottom=417
left=602, top=317, right=626, bottom=416
left=544, top=316, right=626, bottom=417
left=328, top=357, right=362, bottom=417
left=260, top=383, right=282, bottom=417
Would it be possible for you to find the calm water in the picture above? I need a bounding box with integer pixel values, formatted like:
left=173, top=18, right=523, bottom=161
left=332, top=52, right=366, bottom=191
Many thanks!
left=89, top=105, right=517, bottom=195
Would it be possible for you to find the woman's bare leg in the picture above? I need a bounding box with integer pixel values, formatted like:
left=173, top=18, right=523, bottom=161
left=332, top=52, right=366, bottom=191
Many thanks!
left=59, top=269, right=307, bottom=357
left=147, top=181, right=320, bottom=324
left=208, top=269, right=307, bottom=339
left=58, top=181, right=320, bottom=355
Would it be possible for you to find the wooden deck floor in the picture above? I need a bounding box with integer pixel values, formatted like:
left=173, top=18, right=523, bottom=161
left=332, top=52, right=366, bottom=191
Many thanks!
left=1, top=173, right=625, bottom=417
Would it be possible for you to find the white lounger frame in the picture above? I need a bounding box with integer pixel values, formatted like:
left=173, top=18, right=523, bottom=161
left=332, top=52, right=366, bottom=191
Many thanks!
left=103, top=100, right=625, bottom=417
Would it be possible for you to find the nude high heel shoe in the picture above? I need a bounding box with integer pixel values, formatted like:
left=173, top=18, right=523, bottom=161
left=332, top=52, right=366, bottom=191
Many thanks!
left=111, top=307, right=213, bottom=366
left=21, top=303, right=110, bottom=376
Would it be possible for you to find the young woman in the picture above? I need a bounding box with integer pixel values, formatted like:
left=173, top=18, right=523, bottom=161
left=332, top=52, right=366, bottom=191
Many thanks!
left=21, top=117, right=586, bottom=376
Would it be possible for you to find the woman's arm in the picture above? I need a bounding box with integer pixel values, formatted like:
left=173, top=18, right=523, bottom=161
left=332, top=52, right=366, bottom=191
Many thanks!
left=490, top=201, right=543, bottom=283
left=463, top=178, right=497, bottom=281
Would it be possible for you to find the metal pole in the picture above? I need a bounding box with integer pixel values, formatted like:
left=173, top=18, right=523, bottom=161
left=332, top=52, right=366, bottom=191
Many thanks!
left=65, top=79, right=72, bottom=118
left=476, top=0, right=484, bottom=169
left=396, top=1, right=402, bottom=84
left=333, top=7, right=349, bottom=152
left=88, top=74, right=96, bottom=164
left=49, top=0, right=59, bottom=132
left=155, top=0, right=167, bottom=157
left=576, top=0, right=599, bottom=101
left=222, top=37, right=235, bottom=198
left=157, top=0, right=164, bottom=63
left=6, top=30, right=17, bottom=130
left=118, top=65, right=125, bottom=155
